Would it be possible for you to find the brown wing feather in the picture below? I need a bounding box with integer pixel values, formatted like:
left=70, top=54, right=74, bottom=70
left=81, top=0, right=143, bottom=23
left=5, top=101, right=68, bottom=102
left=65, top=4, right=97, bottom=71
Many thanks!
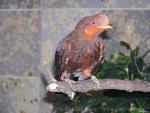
left=55, top=51, right=64, bottom=80
left=99, top=38, right=104, bottom=63
left=91, top=38, right=104, bottom=75
left=54, top=38, right=70, bottom=80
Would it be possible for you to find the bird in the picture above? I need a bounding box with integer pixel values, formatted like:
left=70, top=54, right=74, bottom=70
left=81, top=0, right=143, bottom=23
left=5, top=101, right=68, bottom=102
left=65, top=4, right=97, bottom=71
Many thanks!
left=54, top=13, right=112, bottom=82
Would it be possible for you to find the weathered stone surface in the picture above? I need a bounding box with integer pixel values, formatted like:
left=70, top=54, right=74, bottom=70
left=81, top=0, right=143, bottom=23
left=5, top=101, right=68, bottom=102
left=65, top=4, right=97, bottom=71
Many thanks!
left=1, top=0, right=150, bottom=9
left=0, top=11, right=41, bottom=76
left=43, top=0, right=150, bottom=8
left=0, top=86, right=15, bottom=113
left=0, top=0, right=40, bottom=9
left=0, top=76, right=41, bottom=113
left=41, top=9, right=150, bottom=71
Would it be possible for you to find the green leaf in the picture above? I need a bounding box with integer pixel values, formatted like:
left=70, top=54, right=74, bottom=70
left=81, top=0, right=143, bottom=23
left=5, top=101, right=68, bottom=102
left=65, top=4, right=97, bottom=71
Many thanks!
left=130, top=47, right=139, bottom=60
left=120, top=41, right=131, bottom=50
left=72, top=97, right=80, bottom=105
left=115, top=55, right=130, bottom=65
left=128, top=57, right=145, bottom=80
left=130, top=105, right=148, bottom=113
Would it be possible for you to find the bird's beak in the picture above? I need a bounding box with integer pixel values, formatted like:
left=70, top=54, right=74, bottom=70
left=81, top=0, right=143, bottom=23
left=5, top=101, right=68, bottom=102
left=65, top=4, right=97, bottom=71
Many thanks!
left=96, top=25, right=113, bottom=30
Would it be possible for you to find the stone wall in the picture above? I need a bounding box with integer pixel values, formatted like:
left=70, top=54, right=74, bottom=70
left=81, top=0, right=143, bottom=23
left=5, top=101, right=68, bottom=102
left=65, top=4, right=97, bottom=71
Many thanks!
left=0, top=0, right=150, bottom=113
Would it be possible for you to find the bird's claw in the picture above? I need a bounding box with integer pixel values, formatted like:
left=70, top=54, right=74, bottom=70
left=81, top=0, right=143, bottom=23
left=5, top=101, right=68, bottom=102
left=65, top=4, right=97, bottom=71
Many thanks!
left=91, top=76, right=100, bottom=88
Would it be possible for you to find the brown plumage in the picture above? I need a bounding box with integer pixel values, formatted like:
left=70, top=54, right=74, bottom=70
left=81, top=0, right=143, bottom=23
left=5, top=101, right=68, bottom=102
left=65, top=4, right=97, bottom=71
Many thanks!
left=55, top=13, right=112, bottom=81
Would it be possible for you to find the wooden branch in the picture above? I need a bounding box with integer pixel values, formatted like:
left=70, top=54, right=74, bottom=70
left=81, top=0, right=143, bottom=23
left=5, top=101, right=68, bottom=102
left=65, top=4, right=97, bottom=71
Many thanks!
left=43, top=62, right=150, bottom=100
left=47, top=78, right=150, bottom=99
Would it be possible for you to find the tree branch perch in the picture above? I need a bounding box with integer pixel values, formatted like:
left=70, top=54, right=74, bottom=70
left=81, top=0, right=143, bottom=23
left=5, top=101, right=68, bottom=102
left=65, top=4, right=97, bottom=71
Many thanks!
left=47, top=78, right=150, bottom=99
left=44, top=62, right=150, bottom=100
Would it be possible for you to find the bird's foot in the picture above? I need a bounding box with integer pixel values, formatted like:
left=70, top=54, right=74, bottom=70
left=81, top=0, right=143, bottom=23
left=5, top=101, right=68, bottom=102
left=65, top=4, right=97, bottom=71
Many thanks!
left=65, top=78, right=75, bottom=87
left=91, top=76, right=100, bottom=88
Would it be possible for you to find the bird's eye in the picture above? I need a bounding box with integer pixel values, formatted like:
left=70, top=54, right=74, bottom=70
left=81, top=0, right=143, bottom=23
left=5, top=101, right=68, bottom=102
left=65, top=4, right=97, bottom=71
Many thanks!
left=92, top=21, right=96, bottom=24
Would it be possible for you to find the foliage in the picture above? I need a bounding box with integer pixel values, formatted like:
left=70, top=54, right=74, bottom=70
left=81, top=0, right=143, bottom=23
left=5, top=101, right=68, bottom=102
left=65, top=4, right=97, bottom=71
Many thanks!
left=96, top=41, right=150, bottom=81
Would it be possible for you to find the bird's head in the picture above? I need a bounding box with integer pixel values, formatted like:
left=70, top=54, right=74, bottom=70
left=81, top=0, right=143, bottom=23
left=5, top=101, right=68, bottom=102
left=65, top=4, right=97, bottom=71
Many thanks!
left=75, top=13, right=112, bottom=40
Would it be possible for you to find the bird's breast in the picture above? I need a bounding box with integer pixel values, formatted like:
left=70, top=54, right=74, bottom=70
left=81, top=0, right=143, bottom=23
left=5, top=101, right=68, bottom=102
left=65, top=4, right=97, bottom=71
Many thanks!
left=68, top=40, right=100, bottom=70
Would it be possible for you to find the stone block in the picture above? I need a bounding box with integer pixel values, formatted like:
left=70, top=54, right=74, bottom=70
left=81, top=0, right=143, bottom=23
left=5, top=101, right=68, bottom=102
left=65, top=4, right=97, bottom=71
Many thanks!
left=0, top=11, right=41, bottom=76
left=0, top=76, right=41, bottom=113
left=0, top=0, right=40, bottom=9
left=43, top=0, right=150, bottom=8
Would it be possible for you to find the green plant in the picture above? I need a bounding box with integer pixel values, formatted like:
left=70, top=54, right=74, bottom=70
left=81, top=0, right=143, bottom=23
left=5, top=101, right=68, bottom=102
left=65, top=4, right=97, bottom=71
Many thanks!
left=96, top=41, right=150, bottom=81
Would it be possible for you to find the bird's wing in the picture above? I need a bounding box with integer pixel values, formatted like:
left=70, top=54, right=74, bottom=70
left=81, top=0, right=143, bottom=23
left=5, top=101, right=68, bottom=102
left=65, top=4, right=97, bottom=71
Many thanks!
left=54, top=39, right=70, bottom=80
left=91, top=38, right=104, bottom=75
left=99, top=38, right=104, bottom=63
